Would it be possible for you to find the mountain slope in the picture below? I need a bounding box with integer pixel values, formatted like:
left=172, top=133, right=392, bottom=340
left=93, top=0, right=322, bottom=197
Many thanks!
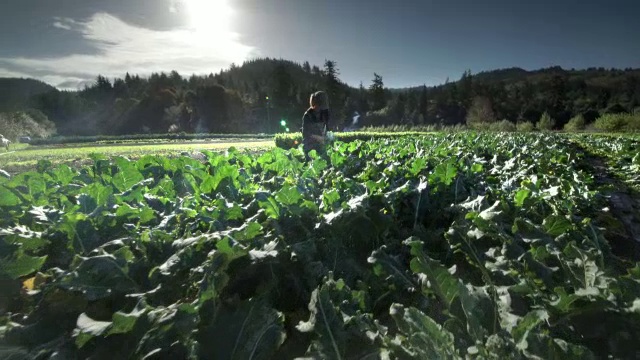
left=0, top=78, right=56, bottom=111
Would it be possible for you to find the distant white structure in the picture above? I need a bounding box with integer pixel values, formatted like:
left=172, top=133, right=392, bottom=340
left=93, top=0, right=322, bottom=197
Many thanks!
left=343, top=111, right=361, bottom=132
left=0, top=135, right=10, bottom=150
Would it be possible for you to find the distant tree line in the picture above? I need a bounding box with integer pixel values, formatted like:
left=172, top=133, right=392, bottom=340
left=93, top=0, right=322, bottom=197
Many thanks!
left=1, top=59, right=639, bottom=138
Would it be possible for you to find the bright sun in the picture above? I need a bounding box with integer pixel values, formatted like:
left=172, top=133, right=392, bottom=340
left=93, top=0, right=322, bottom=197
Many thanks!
left=175, top=0, right=251, bottom=64
left=185, top=0, right=234, bottom=34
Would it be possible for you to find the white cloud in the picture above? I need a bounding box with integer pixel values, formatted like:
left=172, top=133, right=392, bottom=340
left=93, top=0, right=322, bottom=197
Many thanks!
left=52, top=17, right=79, bottom=31
left=52, top=22, right=72, bottom=31
left=169, top=1, right=178, bottom=13
left=0, top=12, right=257, bottom=90
left=0, top=68, right=29, bottom=78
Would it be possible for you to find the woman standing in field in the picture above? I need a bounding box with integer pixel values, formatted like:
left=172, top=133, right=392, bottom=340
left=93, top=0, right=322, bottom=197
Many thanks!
left=302, top=91, right=330, bottom=161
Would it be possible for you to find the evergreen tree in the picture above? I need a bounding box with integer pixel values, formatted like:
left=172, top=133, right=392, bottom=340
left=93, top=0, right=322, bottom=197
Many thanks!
left=391, top=93, right=407, bottom=122
left=95, top=75, right=112, bottom=91
left=356, top=82, right=370, bottom=115
left=419, top=85, right=429, bottom=123
left=369, top=73, right=386, bottom=111
left=4, top=59, right=640, bottom=136
left=404, top=90, right=419, bottom=124
left=458, top=70, right=473, bottom=109
left=323, top=60, right=340, bottom=104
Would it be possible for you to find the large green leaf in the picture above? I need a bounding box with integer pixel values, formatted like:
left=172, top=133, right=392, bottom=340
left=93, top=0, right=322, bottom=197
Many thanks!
left=2, top=232, right=48, bottom=252
left=74, top=313, right=112, bottom=348
left=389, top=304, right=458, bottom=359
left=111, top=158, right=145, bottom=193
left=0, top=254, right=47, bottom=279
left=410, top=157, right=427, bottom=176
left=0, top=185, right=21, bottom=206
left=0, top=346, right=30, bottom=360
left=524, top=333, right=596, bottom=359
left=459, top=285, right=496, bottom=341
left=406, top=239, right=460, bottom=309
left=445, top=225, right=489, bottom=275
left=108, top=303, right=149, bottom=336
left=115, top=203, right=156, bottom=224
left=26, top=174, right=47, bottom=204
left=51, top=164, right=77, bottom=185
left=233, top=221, right=263, bottom=242
left=322, top=189, right=341, bottom=209
left=201, top=163, right=239, bottom=193
left=172, top=170, right=198, bottom=197
left=59, top=255, right=138, bottom=300
left=258, top=197, right=280, bottom=219
left=543, top=215, right=573, bottom=236
left=368, top=246, right=416, bottom=290
left=512, top=218, right=553, bottom=245
left=275, top=185, right=302, bottom=206
left=82, top=182, right=113, bottom=207
left=431, top=161, right=457, bottom=186
left=297, top=283, right=346, bottom=360
left=197, top=298, right=286, bottom=360
left=511, top=310, right=548, bottom=351
left=514, top=189, right=531, bottom=207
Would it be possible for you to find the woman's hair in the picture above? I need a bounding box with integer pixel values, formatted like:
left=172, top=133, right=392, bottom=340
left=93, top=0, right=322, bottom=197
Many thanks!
left=310, top=91, right=330, bottom=110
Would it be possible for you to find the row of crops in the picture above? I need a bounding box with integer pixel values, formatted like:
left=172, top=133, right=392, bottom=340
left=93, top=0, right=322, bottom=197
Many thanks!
left=1, top=133, right=639, bottom=359
left=571, top=135, right=640, bottom=190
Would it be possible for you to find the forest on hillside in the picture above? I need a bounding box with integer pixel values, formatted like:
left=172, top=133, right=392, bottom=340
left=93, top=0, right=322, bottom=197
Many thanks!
left=1, top=58, right=640, bottom=138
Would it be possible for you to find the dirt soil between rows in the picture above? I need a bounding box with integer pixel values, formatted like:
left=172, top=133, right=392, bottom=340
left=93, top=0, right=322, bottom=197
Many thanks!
left=570, top=141, right=640, bottom=261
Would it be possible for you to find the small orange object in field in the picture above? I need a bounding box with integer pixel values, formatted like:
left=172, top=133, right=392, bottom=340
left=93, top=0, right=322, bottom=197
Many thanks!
left=23, top=277, right=35, bottom=290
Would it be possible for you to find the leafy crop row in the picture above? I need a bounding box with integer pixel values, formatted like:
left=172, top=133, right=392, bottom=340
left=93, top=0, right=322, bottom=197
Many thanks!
left=274, top=131, right=431, bottom=150
left=1, top=133, right=639, bottom=359
left=571, top=134, right=640, bottom=190
left=29, top=133, right=274, bottom=146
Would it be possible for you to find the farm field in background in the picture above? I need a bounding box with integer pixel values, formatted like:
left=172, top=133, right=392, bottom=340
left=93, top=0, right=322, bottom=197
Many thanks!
left=0, top=139, right=273, bottom=174
left=1, top=132, right=639, bottom=359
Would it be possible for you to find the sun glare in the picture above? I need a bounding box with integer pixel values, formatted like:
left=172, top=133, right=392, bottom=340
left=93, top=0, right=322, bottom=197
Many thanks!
left=185, top=0, right=233, bottom=34
left=173, top=0, right=251, bottom=65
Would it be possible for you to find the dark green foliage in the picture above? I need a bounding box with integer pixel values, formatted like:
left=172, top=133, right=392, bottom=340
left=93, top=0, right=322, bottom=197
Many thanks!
left=369, top=73, right=386, bottom=111
left=572, top=134, right=640, bottom=191
left=274, top=131, right=431, bottom=150
left=3, top=64, right=640, bottom=135
left=0, top=78, right=55, bottom=112
left=471, top=120, right=516, bottom=132
left=0, top=111, right=57, bottom=141
left=536, top=111, right=556, bottom=131
left=563, top=114, right=586, bottom=131
left=323, top=60, right=341, bottom=105
left=1, top=133, right=639, bottom=358
left=516, top=121, right=535, bottom=132
left=466, top=96, right=496, bottom=128
left=593, top=113, right=640, bottom=132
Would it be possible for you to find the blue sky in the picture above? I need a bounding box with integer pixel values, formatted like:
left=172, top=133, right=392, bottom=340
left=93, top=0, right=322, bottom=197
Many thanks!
left=0, top=0, right=638, bottom=89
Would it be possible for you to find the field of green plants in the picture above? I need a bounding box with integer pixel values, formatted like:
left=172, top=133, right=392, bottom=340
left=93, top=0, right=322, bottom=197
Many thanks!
left=26, top=133, right=274, bottom=146
left=0, top=140, right=273, bottom=175
left=1, top=133, right=640, bottom=359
